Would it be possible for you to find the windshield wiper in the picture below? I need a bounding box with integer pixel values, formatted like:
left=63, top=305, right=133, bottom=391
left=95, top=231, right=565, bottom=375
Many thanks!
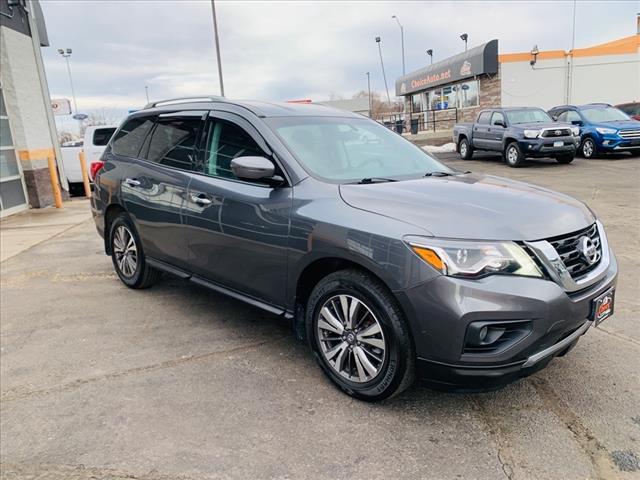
left=357, top=177, right=398, bottom=184
left=424, top=171, right=455, bottom=177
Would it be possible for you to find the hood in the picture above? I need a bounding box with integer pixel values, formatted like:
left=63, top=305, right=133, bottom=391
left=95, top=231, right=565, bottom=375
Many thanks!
left=511, top=122, right=569, bottom=130
left=339, top=174, right=595, bottom=241
left=596, top=119, right=640, bottom=130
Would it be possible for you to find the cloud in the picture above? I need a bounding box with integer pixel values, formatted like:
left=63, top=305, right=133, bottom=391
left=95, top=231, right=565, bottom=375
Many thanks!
left=40, top=0, right=638, bottom=115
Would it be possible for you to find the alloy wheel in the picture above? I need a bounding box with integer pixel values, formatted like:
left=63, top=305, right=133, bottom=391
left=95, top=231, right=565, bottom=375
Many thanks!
left=583, top=139, right=594, bottom=158
left=507, top=145, right=519, bottom=164
left=113, top=225, right=138, bottom=278
left=316, top=294, right=386, bottom=383
left=460, top=141, right=468, bottom=157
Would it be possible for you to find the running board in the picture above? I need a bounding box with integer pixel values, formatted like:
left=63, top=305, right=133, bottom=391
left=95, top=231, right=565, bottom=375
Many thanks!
left=146, top=257, right=289, bottom=318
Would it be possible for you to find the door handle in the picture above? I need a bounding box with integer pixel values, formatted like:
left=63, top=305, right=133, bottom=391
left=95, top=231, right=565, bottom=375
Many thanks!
left=124, top=178, right=141, bottom=187
left=191, top=194, right=212, bottom=205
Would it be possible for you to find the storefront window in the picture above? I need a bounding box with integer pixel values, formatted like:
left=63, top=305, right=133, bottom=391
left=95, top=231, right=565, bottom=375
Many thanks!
left=458, top=80, right=479, bottom=108
left=411, top=93, right=423, bottom=113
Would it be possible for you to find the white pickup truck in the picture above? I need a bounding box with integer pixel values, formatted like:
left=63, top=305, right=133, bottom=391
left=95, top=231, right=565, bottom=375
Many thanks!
left=61, top=125, right=116, bottom=193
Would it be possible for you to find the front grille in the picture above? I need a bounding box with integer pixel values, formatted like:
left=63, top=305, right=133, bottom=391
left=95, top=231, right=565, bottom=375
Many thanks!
left=541, top=128, right=572, bottom=137
left=546, top=223, right=602, bottom=279
left=619, top=129, right=640, bottom=139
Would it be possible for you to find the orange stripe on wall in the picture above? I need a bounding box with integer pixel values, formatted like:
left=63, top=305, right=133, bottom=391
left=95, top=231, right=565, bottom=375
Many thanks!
left=499, top=34, right=639, bottom=63
left=17, top=148, right=56, bottom=161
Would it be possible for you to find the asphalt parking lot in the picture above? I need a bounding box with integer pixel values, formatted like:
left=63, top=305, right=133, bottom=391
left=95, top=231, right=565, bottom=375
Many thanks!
left=1, top=152, right=639, bottom=480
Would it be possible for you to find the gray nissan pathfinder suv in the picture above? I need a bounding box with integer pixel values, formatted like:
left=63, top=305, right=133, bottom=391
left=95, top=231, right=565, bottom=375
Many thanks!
left=90, top=97, right=618, bottom=401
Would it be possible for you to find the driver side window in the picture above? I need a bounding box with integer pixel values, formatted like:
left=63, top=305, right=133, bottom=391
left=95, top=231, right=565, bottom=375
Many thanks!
left=203, top=118, right=265, bottom=180
left=491, top=112, right=505, bottom=126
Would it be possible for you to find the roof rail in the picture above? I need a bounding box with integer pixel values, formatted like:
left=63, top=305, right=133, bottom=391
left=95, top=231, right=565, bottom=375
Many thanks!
left=549, top=104, right=576, bottom=110
left=584, top=102, right=612, bottom=107
left=143, top=96, right=225, bottom=109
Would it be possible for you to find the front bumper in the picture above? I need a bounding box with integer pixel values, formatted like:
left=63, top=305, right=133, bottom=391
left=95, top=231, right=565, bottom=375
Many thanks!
left=395, top=248, right=618, bottom=391
left=518, top=136, right=579, bottom=158
left=597, top=135, right=640, bottom=152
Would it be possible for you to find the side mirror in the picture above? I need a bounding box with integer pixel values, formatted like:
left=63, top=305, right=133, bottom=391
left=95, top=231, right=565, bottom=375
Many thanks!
left=571, top=120, right=583, bottom=127
left=230, top=156, right=281, bottom=184
left=494, top=120, right=506, bottom=128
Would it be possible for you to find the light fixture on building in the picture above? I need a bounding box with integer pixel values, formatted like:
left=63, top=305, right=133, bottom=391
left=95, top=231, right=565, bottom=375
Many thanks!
left=426, top=49, right=433, bottom=65
left=530, top=45, right=539, bottom=67
left=460, top=33, right=468, bottom=51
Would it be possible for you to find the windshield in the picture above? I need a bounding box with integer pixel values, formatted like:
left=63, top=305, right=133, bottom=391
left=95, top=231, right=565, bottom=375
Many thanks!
left=581, top=106, right=630, bottom=123
left=266, top=116, right=450, bottom=182
left=504, top=109, right=552, bottom=124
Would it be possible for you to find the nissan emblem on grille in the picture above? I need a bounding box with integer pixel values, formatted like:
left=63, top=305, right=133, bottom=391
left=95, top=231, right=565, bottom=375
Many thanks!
left=578, top=236, right=600, bottom=265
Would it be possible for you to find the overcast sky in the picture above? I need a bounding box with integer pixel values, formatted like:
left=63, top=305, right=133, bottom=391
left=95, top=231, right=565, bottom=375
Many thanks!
left=39, top=0, right=638, bottom=127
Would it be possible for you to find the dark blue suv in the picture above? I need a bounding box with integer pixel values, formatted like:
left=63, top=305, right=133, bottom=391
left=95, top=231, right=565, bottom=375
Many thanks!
left=548, top=104, right=640, bottom=158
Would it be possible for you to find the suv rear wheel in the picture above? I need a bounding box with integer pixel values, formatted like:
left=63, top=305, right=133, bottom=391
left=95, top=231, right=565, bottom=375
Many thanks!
left=307, top=269, right=415, bottom=401
left=458, top=138, right=473, bottom=160
left=109, top=214, right=161, bottom=289
left=504, top=142, right=524, bottom=167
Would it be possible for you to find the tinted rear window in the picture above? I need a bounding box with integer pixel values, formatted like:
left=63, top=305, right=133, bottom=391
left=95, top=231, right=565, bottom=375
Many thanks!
left=477, top=111, right=491, bottom=124
left=92, top=128, right=116, bottom=147
left=144, top=115, right=202, bottom=171
left=112, top=117, right=154, bottom=158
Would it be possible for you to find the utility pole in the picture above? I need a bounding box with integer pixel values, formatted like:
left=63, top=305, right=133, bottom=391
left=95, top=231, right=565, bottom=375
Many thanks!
left=366, top=72, right=372, bottom=114
left=567, top=0, right=577, bottom=103
left=145, top=85, right=149, bottom=103
left=375, top=37, right=391, bottom=104
left=210, top=0, right=225, bottom=97
left=392, top=15, right=405, bottom=76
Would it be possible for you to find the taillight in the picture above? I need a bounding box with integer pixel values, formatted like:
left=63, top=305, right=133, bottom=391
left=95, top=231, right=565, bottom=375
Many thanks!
left=89, top=161, right=105, bottom=181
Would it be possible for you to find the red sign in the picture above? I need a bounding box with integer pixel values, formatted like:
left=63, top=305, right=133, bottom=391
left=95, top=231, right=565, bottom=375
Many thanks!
left=410, top=69, right=452, bottom=90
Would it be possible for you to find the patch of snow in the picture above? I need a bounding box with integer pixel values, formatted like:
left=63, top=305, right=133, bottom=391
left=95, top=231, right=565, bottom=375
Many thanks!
left=422, top=142, right=456, bottom=153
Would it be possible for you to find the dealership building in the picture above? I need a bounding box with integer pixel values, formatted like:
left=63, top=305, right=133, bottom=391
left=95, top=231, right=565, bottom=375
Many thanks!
left=1, top=0, right=64, bottom=217
left=395, top=34, right=640, bottom=132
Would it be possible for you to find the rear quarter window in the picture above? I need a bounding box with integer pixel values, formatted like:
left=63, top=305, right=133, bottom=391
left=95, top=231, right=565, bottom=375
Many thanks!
left=111, top=117, right=154, bottom=158
left=92, top=128, right=116, bottom=147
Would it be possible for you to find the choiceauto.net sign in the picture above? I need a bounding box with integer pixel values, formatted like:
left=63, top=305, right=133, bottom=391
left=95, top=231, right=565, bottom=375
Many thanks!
left=396, top=39, right=498, bottom=96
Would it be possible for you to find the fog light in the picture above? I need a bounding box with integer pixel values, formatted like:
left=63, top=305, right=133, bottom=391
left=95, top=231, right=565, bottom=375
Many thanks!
left=479, top=326, right=488, bottom=342
left=603, top=140, right=610, bottom=146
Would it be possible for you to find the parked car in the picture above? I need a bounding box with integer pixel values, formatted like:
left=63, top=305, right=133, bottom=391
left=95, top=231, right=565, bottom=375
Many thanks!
left=91, top=97, right=617, bottom=401
left=452, top=107, right=579, bottom=167
left=61, top=125, right=117, bottom=193
left=548, top=104, right=640, bottom=158
left=615, top=102, right=640, bottom=121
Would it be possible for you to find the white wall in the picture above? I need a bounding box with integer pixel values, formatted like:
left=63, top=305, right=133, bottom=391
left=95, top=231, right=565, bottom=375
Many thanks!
left=0, top=26, right=54, bottom=151
left=500, top=51, right=640, bottom=109
left=571, top=53, right=640, bottom=105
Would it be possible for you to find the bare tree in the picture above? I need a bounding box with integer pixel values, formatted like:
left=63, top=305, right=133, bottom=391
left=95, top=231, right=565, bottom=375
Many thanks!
left=352, top=90, right=403, bottom=118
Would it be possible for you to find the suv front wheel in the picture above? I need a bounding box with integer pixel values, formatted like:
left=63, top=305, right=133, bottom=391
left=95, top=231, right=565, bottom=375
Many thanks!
left=307, top=269, right=415, bottom=401
left=109, top=214, right=161, bottom=289
left=581, top=137, right=597, bottom=159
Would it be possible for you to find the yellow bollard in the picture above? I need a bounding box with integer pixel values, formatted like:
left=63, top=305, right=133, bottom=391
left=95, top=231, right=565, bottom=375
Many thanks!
left=79, top=150, right=91, bottom=198
left=46, top=151, right=63, bottom=208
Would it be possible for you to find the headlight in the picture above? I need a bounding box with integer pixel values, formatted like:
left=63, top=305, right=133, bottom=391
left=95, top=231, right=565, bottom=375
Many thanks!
left=596, top=127, right=617, bottom=135
left=523, top=129, right=541, bottom=139
left=408, top=239, right=543, bottom=279
left=571, top=126, right=580, bottom=136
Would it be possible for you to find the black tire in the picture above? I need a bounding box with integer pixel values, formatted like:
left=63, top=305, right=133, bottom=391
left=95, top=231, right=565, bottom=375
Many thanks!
left=504, top=142, right=525, bottom=167
left=555, top=154, right=574, bottom=164
left=109, top=213, right=161, bottom=289
left=458, top=137, right=473, bottom=160
left=306, top=269, right=415, bottom=401
left=581, top=137, right=597, bottom=159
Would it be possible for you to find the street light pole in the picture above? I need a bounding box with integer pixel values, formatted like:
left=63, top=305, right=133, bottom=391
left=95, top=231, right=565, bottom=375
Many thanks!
left=210, top=0, right=225, bottom=97
left=426, top=49, right=433, bottom=65
left=366, top=72, right=371, bottom=117
left=145, top=85, right=149, bottom=103
left=391, top=15, right=405, bottom=76
left=57, top=48, right=78, bottom=115
left=460, top=33, right=468, bottom=52
left=375, top=37, right=391, bottom=104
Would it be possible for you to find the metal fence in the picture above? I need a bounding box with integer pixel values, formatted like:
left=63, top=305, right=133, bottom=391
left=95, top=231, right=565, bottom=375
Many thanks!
left=375, top=107, right=458, bottom=134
